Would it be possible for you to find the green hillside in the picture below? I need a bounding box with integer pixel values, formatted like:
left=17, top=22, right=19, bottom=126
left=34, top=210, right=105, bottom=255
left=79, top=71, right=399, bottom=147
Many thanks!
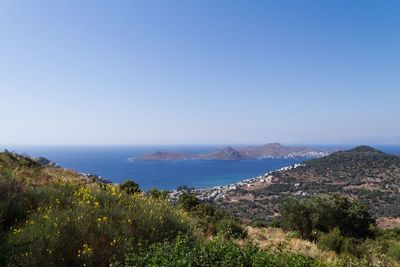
left=219, top=146, right=400, bottom=221
left=1, top=150, right=399, bottom=266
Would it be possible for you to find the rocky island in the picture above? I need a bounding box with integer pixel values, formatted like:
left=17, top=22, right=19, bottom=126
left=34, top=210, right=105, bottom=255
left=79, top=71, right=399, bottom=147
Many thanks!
left=130, top=143, right=329, bottom=161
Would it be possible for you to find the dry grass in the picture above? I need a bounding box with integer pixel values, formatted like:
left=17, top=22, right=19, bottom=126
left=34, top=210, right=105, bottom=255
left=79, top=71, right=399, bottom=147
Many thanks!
left=244, top=227, right=339, bottom=264
left=42, top=167, right=95, bottom=185
left=376, top=217, right=400, bottom=229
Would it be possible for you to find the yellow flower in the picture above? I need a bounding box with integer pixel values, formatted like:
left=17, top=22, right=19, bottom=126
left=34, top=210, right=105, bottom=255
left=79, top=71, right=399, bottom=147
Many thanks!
left=78, top=243, right=93, bottom=257
left=13, top=228, right=23, bottom=234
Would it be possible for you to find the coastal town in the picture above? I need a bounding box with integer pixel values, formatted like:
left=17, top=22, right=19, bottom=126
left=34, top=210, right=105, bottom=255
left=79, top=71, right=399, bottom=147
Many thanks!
left=168, top=163, right=305, bottom=201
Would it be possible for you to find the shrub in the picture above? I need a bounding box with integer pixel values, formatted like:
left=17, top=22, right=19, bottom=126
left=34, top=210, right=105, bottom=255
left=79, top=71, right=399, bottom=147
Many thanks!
left=251, top=219, right=269, bottom=228
left=281, top=194, right=374, bottom=240
left=114, top=235, right=328, bottom=267
left=318, top=228, right=345, bottom=253
left=0, top=182, right=77, bottom=232
left=281, top=197, right=314, bottom=239
left=147, top=188, right=168, bottom=199
left=119, top=180, right=141, bottom=195
left=192, top=202, right=228, bottom=222
left=388, top=241, right=400, bottom=262
left=269, top=218, right=281, bottom=228
left=5, top=185, right=191, bottom=267
left=188, top=202, right=230, bottom=236
left=177, top=192, right=199, bottom=211
left=215, top=218, right=247, bottom=239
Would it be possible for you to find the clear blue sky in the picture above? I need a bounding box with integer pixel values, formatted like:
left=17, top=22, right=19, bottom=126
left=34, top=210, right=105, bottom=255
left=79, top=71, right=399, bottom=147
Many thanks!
left=0, top=0, right=399, bottom=145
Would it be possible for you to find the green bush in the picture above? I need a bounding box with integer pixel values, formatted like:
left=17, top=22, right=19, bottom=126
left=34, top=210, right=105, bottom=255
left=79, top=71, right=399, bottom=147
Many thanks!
left=147, top=188, right=168, bottom=199
left=5, top=185, right=191, bottom=267
left=215, top=218, right=247, bottom=239
left=192, top=202, right=228, bottom=222
left=388, top=241, right=400, bottom=262
left=281, top=194, right=374, bottom=240
left=177, top=192, right=199, bottom=211
left=269, top=218, right=282, bottom=228
left=0, top=182, right=77, bottom=232
left=318, top=228, right=345, bottom=253
left=114, top=235, right=328, bottom=267
left=251, top=219, right=269, bottom=228
left=119, top=180, right=141, bottom=195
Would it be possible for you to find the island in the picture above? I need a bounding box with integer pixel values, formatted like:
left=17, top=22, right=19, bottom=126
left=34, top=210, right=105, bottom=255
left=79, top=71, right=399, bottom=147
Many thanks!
left=130, top=143, right=329, bottom=161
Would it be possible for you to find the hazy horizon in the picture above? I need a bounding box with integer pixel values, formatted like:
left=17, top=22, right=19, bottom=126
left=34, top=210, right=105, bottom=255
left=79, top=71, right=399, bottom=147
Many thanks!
left=0, top=138, right=400, bottom=149
left=1, top=1, right=399, bottom=145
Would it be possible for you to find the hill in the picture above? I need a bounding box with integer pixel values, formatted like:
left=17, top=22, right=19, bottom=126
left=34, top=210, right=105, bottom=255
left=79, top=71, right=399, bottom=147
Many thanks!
left=216, top=146, right=400, bottom=221
left=275, top=145, right=400, bottom=183
left=130, top=150, right=190, bottom=161
left=133, top=143, right=329, bottom=161
left=239, top=143, right=327, bottom=158
left=195, top=146, right=252, bottom=160
left=0, top=150, right=108, bottom=186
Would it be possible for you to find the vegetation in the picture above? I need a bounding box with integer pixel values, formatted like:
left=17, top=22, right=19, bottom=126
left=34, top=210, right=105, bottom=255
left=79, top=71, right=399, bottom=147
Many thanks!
left=218, top=146, right=400, bottom=223
left=113, top=235, right=328, bottom=267
left=1, top=150, right=400, bottom=266
left=6, top=187, right=191, bottom=266
left=119, top=180, right=141, bottom=195
left=177, top=192, right=246, bottom=238
left=147, top=188, right=168, bottom=199
left=281, top=194, right=374, bottom=240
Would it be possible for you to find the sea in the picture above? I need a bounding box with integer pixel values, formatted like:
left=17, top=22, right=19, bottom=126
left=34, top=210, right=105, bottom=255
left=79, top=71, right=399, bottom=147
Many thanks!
left=1, top=144, right=400, bottom=191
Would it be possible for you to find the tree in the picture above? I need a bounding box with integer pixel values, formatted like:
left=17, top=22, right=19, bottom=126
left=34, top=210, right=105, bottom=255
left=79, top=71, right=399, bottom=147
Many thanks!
left=119, top=180, right=141, bottom=195
left=281, top=194, right=374, bottom=240
left=281, top=198, right=314, bottom=239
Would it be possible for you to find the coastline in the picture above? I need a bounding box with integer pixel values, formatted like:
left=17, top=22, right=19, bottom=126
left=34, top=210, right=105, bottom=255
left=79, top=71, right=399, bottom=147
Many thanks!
left=168, top=163, right=305, bottom=201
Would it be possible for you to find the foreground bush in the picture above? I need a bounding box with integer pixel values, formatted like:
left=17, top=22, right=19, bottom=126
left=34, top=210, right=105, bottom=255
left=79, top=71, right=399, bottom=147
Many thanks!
left=5, top=185, right=191, bottom=267
left=114, top=235, right=329, bottom=267
left=281, top=194, right=374, bottom=240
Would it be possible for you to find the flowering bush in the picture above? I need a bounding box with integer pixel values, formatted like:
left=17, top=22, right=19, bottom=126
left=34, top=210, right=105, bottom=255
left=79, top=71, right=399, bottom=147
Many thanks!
left=6, top=185, right=191, bottom=266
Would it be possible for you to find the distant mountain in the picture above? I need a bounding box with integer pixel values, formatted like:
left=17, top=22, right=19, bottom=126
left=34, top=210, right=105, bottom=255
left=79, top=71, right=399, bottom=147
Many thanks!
left=130, top=150, right=190, bottom=161
left=132, top=143, right=328, bottom=161
left=195, top=146, right=252, bottom=160
left=217, top=145, right=400, bottom=221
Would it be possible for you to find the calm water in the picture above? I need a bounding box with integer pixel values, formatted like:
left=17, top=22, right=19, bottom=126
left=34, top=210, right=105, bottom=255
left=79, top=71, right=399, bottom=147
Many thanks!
left=2, top=145, right=400, bottom=190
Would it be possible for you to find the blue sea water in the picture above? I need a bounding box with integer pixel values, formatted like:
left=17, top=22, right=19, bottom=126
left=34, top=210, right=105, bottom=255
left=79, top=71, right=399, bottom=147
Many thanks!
left=1, top=145, right=400, bottom=190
